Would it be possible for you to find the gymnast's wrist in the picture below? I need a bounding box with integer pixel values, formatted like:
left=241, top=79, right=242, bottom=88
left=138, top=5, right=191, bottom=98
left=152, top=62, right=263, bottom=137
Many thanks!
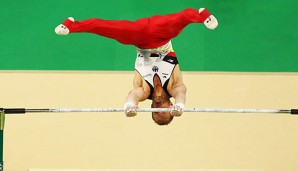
left=124, top=102, right=137, bottom=108
left=174, top=103, right=185, bottom=108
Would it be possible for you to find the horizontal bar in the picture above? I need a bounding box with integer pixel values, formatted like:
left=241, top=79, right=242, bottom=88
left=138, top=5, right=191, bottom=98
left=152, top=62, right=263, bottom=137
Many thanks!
left=1, top=108, right=297, bottom=114
left=28, top=108, right=295, bottom=114
left=45, top=108, right=292, bottom=114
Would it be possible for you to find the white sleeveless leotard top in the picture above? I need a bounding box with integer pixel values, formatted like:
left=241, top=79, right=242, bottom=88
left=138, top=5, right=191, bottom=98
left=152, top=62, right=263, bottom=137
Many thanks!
left=135, top=41, right=178, bottom=99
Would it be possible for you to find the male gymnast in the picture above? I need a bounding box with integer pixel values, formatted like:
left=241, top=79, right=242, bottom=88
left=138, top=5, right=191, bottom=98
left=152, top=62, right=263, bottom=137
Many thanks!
left=55, top=7, right=218, bottom=125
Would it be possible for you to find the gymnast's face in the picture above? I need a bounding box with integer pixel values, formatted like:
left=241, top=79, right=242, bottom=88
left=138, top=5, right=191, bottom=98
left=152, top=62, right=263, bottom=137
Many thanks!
left=151, top=95, right=174, bottom=125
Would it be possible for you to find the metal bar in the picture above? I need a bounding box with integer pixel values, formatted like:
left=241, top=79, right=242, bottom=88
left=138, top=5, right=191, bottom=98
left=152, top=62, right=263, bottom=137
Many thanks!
left=27, top=108, right=293, bottom=114
left=1, top=107, right=297, bottom=114
left=46, top=108, right=291, bottom=113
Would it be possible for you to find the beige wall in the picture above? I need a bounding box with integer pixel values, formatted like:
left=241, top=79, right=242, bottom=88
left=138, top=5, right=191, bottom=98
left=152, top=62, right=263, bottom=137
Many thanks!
left=1, top=71, right=298, bottom=171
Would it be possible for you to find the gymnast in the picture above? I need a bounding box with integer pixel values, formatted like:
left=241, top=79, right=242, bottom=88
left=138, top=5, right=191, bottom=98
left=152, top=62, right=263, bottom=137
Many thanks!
left=55, top=7, right=218, bottom=125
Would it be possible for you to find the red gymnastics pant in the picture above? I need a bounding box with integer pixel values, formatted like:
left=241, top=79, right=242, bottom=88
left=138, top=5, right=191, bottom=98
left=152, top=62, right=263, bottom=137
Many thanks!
left=62, top=8, right=211, bottom=49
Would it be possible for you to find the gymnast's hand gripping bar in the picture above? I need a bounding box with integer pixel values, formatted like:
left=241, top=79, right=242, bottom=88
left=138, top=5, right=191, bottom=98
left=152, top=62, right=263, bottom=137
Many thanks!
left=1, top=108, right=298, bottom=114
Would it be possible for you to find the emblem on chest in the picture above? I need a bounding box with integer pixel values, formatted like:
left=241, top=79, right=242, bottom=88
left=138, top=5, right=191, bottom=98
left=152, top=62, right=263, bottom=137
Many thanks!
left=152, top=66, right=159, bottom=73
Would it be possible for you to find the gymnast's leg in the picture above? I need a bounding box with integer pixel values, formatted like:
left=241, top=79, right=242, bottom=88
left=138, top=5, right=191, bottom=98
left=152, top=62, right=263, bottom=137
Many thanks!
left=55, top=16, right=150, bottom=46
left=147, top=8, right=218, bottom=44
left=54, top=8, right=218, bottom=48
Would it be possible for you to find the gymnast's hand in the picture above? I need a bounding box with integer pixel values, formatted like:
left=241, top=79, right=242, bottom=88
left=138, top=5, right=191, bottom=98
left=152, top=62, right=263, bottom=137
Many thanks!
left=171, top=103, right=184, bottom=117
left=124, top=103, right=138, bottom=117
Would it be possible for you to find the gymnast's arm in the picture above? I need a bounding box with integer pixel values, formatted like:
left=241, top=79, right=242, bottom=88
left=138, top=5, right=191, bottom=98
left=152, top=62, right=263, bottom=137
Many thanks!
left=169, top=83, right=187, bottom=116
left=125, top=71, right=148, bottom=104
left=170, top=82, right=187, bottom=105
left=168, top=65, right=187, bottom=116
left=124, top=71, right=148, bottom=116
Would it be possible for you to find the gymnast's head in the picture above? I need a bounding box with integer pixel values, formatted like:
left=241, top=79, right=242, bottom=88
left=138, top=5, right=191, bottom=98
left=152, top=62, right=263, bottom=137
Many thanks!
left=151, top=92, right=174, bottom=126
